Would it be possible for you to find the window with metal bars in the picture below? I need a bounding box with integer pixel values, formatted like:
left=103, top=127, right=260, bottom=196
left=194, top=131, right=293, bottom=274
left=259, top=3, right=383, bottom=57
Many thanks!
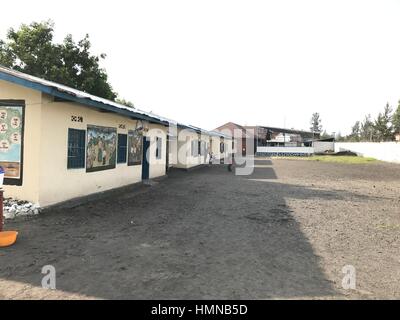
left=117, top=134, right=128, bottom=163
left=67, top=128, right=86, bottom=169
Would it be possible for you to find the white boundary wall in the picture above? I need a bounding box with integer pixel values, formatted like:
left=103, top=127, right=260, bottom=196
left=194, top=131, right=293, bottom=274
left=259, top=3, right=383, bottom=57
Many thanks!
left=335, top=142, right=400, bottom=163
left=257, top=146, right=314, bottom=154
left=314, top=141, right=334, bottom=153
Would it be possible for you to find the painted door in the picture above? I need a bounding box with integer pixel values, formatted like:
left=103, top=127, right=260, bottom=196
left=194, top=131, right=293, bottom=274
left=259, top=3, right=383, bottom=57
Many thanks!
left=142, top=136, right=150, bottom=180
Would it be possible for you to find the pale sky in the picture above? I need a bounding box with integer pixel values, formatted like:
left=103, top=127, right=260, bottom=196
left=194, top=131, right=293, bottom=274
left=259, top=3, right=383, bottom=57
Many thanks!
left=1, top=0, right=400, bottom=134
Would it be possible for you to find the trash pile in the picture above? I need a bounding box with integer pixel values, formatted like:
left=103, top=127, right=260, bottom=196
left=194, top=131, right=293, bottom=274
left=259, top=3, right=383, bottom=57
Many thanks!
left=3, top=198, right=41, bottom=219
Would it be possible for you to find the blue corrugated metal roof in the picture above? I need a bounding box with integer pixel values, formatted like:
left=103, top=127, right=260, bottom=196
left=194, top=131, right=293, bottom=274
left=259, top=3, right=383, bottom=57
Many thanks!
left=0, top=65, right=230, bottom=139
left=0, top=65, right=170, bottom=125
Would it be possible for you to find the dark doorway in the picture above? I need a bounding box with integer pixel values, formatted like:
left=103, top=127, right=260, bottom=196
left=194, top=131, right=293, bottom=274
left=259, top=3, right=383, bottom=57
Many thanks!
left=166, top=137, right=170, bottom=172
left=141, top=136, right=150, bottom=180
left=242, top=138, right=247, bottom=156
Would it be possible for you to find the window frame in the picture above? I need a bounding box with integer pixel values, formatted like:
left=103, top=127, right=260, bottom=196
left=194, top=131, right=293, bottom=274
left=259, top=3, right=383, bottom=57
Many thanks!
left=67, top=128, right=86, bottom=169
left=117, top=133, right=128, bottom=164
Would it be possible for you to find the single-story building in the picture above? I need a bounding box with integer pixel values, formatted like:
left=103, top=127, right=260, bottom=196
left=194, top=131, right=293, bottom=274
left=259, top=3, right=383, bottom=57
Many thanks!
left=214, top=122, right=252, bottom=156
left=0, top=66, right=230, bottom=207
left=169, top=125, right=232, bottom=170
left=214, top=122, right=319, bottom=156
left=208, top=131, right=233, bottom=164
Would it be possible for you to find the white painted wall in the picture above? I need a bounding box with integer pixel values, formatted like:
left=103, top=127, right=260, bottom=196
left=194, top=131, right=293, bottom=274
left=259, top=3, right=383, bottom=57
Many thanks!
left=335, top=142, right=400, bottom=163
left=175, top=129, right=208, bottom=169
left=314, top=141, right=334, bottom=153
left=168, top=135, right=178, bottom=167
left=257, top=146, right=314, bottom=154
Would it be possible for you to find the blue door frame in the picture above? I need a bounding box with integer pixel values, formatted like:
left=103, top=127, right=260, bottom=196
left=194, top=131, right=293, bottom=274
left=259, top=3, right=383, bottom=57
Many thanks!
left=142, top=136, right=150, bottom=180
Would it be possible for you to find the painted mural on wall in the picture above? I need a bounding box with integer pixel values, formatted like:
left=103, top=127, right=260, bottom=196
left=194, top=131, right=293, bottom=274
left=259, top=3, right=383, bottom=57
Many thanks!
left=86, top=125, right=117, bottom=172
left=128, top=129, right=143, bottom=165
left=0, top=105, right=23, bottom=181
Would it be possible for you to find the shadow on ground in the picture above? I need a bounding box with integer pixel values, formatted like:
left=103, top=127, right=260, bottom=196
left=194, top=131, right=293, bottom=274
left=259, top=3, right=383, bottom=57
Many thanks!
left=0, top=159, right=370, bottom=299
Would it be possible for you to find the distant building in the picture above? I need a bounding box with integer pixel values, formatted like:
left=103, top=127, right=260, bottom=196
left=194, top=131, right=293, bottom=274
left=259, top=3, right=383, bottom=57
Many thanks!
left=395, top=132, right=400, bottom=142
left=245, top=126, right=318, bottom=147
left=214, top=122, right=318, bottom=156
left=213, top=122, right=254, bottom=156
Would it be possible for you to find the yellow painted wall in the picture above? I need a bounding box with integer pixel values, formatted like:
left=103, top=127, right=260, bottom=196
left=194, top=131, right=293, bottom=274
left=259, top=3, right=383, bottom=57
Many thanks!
left=211, top=136, right=222, bottom=160
left=198, top=134, right=211, bottom=165
left=0, top=80, right=42, bottom=203
left=1, top=80, right=167, bottom=207
left=224, top=137, right=233, bottom=158
left=210, top=135, right=232, bottom=161
left=0, top=79, right=231, bottom=207
left=174, top=130, right=232, bottom=169
left=38, top=96, right=167, bottom=206
left=175, top=129, right=207, bottom=169
left=39, top=98, right=133, bottom=206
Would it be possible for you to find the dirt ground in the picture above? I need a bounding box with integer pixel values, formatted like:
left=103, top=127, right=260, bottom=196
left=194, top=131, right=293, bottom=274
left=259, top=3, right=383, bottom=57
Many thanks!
left=0, top=158, right=399, bottom=299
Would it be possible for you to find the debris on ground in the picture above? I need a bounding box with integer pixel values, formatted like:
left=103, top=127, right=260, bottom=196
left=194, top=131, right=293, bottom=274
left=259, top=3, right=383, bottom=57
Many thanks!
left=3, top=198, right=41, bottom=219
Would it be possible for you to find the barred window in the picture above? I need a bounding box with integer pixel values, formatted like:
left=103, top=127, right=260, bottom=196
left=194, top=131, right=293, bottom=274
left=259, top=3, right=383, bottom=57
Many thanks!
left=117, top=134, right=128, bottom=163
left=67, top=129, right=86, bottom=169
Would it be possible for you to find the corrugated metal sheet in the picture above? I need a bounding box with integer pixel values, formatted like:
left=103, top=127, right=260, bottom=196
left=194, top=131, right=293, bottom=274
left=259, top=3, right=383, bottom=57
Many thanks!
left=0, top=65, right=230, bottom=139
left=0, top=65, right=144, bottom=115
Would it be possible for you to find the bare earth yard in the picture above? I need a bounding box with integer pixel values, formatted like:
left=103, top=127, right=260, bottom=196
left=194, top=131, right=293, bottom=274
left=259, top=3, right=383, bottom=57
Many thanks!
left=0, top=158, right=399, bottom=299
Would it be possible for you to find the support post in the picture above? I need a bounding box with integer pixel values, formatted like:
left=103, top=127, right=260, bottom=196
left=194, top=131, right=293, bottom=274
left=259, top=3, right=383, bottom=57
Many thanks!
left=0, top=189, right=3, bottom=232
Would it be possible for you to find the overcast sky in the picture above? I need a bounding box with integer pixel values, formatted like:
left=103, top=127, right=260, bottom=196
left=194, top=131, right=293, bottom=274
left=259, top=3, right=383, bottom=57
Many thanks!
left=1, top=0, right=400, bottom=134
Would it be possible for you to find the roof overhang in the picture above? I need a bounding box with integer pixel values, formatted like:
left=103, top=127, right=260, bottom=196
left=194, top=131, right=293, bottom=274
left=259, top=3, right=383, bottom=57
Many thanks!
left=0, top=65, right=230, bottom=139
left=0, top=67, right=169, bottom=126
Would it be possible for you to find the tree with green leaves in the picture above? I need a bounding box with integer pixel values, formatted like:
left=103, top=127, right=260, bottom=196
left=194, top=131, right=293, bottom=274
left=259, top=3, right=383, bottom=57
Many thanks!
left=373, top=103, right=393, bottom=141
left=320, top=130, right=330, bottom=139
left=348, top=121, right=361, bottom=142
left=392, top=101, right=400, bottom=135
left=310, top=112, right=322, bottom=137
left=0, top=20, right=116, bottom=100
left=115, top=98, right=135, bottom=108
left=335, top=131, right=345, bottom=142
left=360, top=114, right=375, bottom=141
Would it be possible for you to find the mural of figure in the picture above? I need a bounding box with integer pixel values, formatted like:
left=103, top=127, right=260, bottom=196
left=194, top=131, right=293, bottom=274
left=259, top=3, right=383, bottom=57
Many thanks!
left=0, top=106, right=23, bottom=181
left=86, top=125, right=117, bottom=172
left=128, top=129, right=143, bottom=166
left=97, top=139, right=103, bottom=163
left=102, top=148, right=107, bottom=165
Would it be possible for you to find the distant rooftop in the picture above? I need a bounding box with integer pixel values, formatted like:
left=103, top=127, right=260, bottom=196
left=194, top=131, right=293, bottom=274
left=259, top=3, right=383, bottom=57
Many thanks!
left=214, top=122, right=317, bottom=138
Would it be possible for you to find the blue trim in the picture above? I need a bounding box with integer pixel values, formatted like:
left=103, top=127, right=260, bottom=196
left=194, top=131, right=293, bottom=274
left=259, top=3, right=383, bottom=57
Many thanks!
left=0, top=71, right=169, bottom=126
left=256, top=152, right=312, bottom=157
